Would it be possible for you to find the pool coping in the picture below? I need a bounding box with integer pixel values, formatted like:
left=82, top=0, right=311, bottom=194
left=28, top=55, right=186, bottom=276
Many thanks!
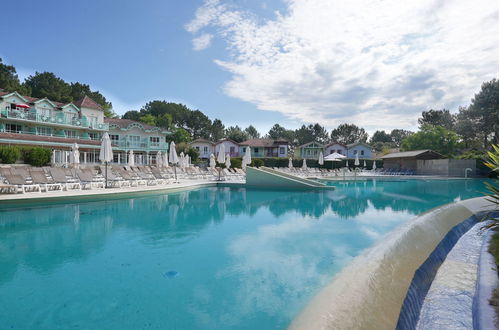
left=289, top=196, right=496, bottom=330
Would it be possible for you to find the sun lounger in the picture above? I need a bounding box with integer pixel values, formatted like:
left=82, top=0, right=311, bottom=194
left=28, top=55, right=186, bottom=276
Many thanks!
left=74, top=169, right=104, bottom=189
left=99, top=166, right=129, bottom=187
left=48, top=167, right=81, bottom=190
left=29, top=170, right=63, bottom=192
left=2, top=173, right=41, bottom=193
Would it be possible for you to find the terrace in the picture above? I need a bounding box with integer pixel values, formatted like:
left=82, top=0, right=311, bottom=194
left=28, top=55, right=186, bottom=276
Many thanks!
left=0, top=107, right=109, bottom=131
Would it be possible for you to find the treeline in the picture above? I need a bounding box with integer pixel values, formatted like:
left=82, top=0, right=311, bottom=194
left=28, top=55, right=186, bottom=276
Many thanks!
left=0, top=58, right=114, bottom=117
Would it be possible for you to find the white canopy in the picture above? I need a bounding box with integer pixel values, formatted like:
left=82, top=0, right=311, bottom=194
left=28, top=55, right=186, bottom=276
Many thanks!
left=318, top=152, right=324, bottom=165
left=99, top=133, right=113, bottom=163
left=288, top=157, right=293, bottom=169
left=242, top=147, right=252, bottom=169
left=302, top=158, right=307, bottom=169
left=324, top=152, right=346, bottom=161
left=209, top=153, right=216, bottom=168
left=225, top=153, right=231, bottom=168
left=70, top=143, right=80, bottom=166
left=169, top=141, right=179, bottom=165
left=217, top=144, right=225, bottom=164
left=128, top=150, right=135, bottom=166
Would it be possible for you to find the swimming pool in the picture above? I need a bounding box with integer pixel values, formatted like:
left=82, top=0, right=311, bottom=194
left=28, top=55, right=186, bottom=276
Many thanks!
left=0, top=178, right=490, bottom=329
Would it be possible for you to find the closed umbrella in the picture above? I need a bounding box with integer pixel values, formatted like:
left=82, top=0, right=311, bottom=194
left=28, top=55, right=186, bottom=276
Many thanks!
left=179, top=152, right=185, bottom=168
left=318, top=152, right=324, bottom=166
left=169, top=141, right=179, bottom=182
left=163, top=150, right=169, bottom=167
left=242, top=147, right=251, bottom=169
left=288, top=157, right=293, bottom=169
left=363, top=160, right=367, bottom=168
left=156, top=151, right=163, bottom=168
left=209, top=153, right=216, bottom=168
left=99, top=132, right=113, bottom=188
left=225, top=153, right=231, bottom=169
left=128, top=150, right=135, bottom=166
left=372, top=160, right=377, bottom=170
left=70, top=143, right=80, bottom=168
left=217, top=144, right=225, bottom=164
left=354, top=153, right=360, bottom=166
left=302, top=158, right=307, bottom=170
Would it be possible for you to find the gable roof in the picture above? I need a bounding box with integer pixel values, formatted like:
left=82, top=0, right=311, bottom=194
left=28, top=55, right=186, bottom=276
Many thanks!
left=191, top=138, right=215, bottom=145
left=239, top=139, right=277, bottom=147
left=104, top=118, right=162, bottom=132
left=0, top=91, right=29, bottom=103
left=216, top=138, right=239, bottom=145
left=297, top=141, right=324, bottom=148
left=380, top=149, right=444, bottom=159
left=346, top=142, right=371, bottom=149
left=325, top=142, right=347, bottom=148
left=74, top=95, right=103, bottom=111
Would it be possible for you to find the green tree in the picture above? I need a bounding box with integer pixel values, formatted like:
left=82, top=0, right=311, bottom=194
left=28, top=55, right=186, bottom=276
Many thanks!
left=454, top=106, right=480, bottom=148
left=210, top=119, right=225, bottom=141
left=400, top=124, right=461, bottom=157
left=294, top=125, right=315, bottom=145
left=369, top=130, right=393, bottom=144
left=140, top=114, right=157, bottom=126
left=418, top=109, right=455, bottom=130
left=330, top=123, right=368, bottom=144
left=70, top=82, right=114, bottom=117
left=245, top=125, right=260, bottom=139
left=0, top=58, right=30, bottom=95
left=155, top=113, right=173, bottom=129
left=23, top=72, right=72, bottom=103
left=122, top=110, right=141, bottom=121
left=468, top=79, right=499, bottom=149
left=168, top=127, right=191, bottom=143
left=225, top=126, right=249, bottom=143
left=390, top=129, right=413, bottom=147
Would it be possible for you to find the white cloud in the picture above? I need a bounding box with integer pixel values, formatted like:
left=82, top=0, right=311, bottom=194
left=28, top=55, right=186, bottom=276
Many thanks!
left=192, top=33, right=214, bottom=51
left=186, top=0, right=499, bottom=131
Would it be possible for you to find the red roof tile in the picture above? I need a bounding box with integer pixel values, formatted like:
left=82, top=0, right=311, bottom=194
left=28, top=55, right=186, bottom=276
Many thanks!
left=74, top=95, right=103, bottom=111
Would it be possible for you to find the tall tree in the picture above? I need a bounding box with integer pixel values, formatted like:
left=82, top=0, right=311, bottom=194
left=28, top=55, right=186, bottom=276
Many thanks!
left=418, top=109, right=455, bottom=130
left=268, top=124, right=286, bottom=139
left=454, top=106, right=480, bottom=149
left=294, top=125, right=315, bottom=145
left=23, top=72, right=72, bottom=103
left=0, top=58, right=30, bottom=95
left=210, top=119, right=225, bottom=141
left=69, top=82, right=115, bottom=117
left=330, top=123, right=369, bottom=144
left=245, top=125, right=260, bottom=139
left=467, top=78, right=499, bottom=148
left=400, top=124, right=461, bottom=157
left=311, top=123, right=329, bottom=143
left=225, top=125, right=249, bottom=143
left=390, top=129, right=413, bottom=147
left=369, top=130, right=393, bottom=144
left=122, top=110, right=141, bottom=121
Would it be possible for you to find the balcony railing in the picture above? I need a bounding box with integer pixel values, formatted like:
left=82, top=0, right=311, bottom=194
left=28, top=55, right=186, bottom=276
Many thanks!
left=115, top=140, right=168, bottom=151
left=0, top=108, right=109, bottom=131
left=0, top=128, right=103, bottom=141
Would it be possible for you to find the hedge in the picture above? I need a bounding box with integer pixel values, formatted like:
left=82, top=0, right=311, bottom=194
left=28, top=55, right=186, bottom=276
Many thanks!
left=21, top=147, right=52, bottom=166
left=0, top=146, right=21, bottom=164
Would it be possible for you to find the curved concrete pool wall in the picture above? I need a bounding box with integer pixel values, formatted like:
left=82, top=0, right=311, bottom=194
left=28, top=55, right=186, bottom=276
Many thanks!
left=289, top=197, right=494, bottom=330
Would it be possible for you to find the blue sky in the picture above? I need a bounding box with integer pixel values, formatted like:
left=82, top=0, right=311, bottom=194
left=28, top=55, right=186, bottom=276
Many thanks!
left=2, top=0, right=498, bottom=135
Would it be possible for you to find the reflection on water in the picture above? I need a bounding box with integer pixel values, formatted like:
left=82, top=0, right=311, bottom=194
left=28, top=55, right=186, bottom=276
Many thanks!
left=0, top=179, right=489, bottom=329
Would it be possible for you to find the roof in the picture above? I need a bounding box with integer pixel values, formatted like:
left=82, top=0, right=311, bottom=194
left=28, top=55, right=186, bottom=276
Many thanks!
left=0, top=90, right=102, bottom=110
left=216, top=138, right=239, bottom=145
left=347, top=142, right=371, bottom=148
left=104, top=118, right=161, bottom=131
left=239, top=139, right=277, bottom=147
left=191, top=138, right=215, bottom=145
left=297, top=141, right=324, bottom=148
left=380, top=149, right=444, bottom=159
left=325, top=142, right=347, bottom=148
left=74, top=95, right=103, bottom=111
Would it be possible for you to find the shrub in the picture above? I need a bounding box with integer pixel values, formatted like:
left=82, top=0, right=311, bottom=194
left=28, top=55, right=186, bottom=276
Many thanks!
left=0, top=146, right=21, bottom=164
left=186, top=147, right=199, bottom=162
left=251, top=158, right=264, bottom=167
left=230, top=157, right=242, bottom=168
left=22, top=147, right=51, bottom=166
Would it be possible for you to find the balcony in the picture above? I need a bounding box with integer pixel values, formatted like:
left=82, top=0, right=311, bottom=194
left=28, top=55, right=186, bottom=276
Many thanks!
left=115, top=139, right=168, bottom=151
left=0, top=108, right=109, bottom=131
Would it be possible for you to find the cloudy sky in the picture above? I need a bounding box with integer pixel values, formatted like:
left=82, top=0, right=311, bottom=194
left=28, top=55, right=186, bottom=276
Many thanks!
left=2, top=0, right=498, bottom=135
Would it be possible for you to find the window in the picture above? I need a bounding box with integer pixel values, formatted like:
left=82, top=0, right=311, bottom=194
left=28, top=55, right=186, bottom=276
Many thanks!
left=37, top=127, right=52, bottom=136
left=279, top=147, right=285, bottom=154
left=242, top=147, right=246, bottom=152
left=203, top=146, right=208, bottom=152
left=195, top=146, right=200, bottom=151
left=150, top=137, right=160, bottom=146
left=230, top=146, right=235, bottom=154
left=254, top=148, right=259, bottom=153
left=129, top=136, right=141, bottom=147
left=89, top=133, right=100, bottom=140
left=65, top=130, right=78, bottom=138
left=361, top=150, right=364, bottom=156
left=110, top=134, right=119, bottom=143
left=5, top=123, right=22, bottom=133
left=353, top=150, right=357, bottom=155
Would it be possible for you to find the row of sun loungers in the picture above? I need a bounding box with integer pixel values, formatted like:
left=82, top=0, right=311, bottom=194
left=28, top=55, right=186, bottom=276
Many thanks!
left=0, top=165, right=247, bottom=194
left=272, top=167, right=414, bottom=177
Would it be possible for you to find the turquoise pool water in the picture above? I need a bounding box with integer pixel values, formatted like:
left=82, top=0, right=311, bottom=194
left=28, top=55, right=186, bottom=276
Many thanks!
left=0, top=178, right=490, bottom=329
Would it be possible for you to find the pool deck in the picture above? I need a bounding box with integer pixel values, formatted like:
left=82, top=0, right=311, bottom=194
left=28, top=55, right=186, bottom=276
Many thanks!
left=0, top=179, right=245, bottom=204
